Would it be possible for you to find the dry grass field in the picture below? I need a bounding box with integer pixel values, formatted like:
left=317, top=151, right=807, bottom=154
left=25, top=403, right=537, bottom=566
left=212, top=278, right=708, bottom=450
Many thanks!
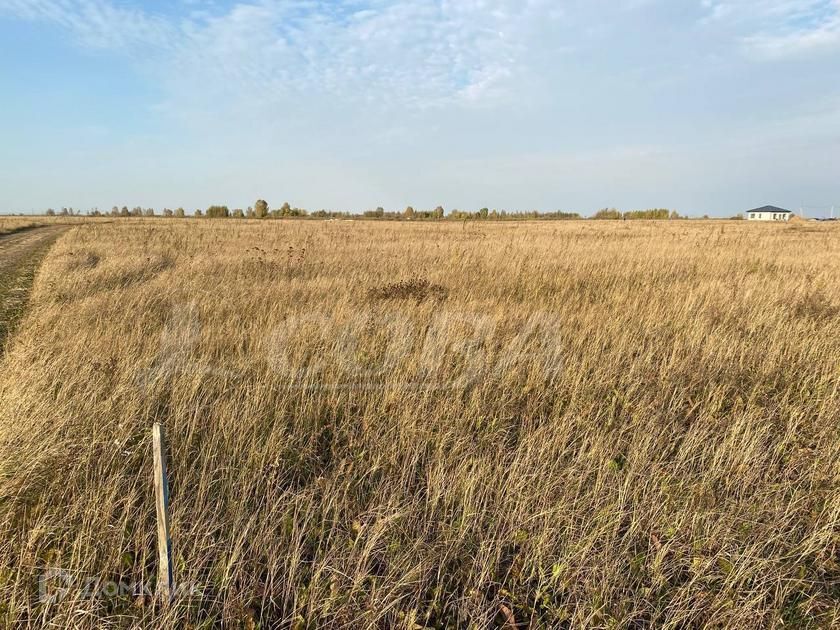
left=0, top=216, right=93, bottom=237
left=0, top=219, right=838, bottom=628
left=0, top=218, right=48, bottom=237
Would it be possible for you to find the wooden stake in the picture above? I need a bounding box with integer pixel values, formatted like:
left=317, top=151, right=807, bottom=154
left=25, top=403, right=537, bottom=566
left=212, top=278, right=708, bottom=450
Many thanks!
left=152, top=422, right=173, bottom=603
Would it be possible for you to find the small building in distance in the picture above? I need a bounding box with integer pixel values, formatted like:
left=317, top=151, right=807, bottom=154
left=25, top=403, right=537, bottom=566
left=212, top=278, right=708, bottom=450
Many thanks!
left=746, top=205, right=793, bottom=221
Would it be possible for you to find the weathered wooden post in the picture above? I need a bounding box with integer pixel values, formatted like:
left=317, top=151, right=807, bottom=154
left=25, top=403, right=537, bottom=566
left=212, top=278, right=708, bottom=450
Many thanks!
left=152, top=422, right=174, bottom=604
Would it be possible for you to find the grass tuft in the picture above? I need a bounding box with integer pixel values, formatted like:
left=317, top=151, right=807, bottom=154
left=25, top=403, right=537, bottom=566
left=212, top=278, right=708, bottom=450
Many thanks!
left=368, top=277, right=448, bottom=302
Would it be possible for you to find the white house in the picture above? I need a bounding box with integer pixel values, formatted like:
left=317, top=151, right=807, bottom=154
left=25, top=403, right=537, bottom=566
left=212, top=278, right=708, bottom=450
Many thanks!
left=746, top=205, right=793, bottom=221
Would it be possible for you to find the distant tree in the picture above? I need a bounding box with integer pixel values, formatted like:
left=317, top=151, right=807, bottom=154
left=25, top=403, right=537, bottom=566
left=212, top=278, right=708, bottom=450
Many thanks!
left=206, top=205, right=230, bottom=218
left=593, top=208, right=622, bottom=220
left=254, top=199, right=269, bottom=219
left=46, top=208, right=56, bottom=216
left=622, top=208, right=674, bottom=220
left=404, top=206, right=415, bottom=219
left=59, top=207, right=69, bottom=216
left=232, top=208, right=245, bottom=218
left=143, top=208, right=155, bottom=217
left=246, top=207, right=256, bottom=218
left=279, top=202, right=292, bottom=217
left=433, top=206, right=445, bottom=219
left=447, top=208, right=470, bottom=220
left=111, top=206, right=119, bottom=216
left=163, top=208, right=174, bottom=217
left=120, top=206, right=130, bottom=217
left=479, top=207, right=489, bottom=219
left=131, top=206, right=143, bottom=217
left=194, top=209, right=203, bottom=218
left=544, top=211, right=580, bottom=220
left=175, top=207, right=185, bottom=218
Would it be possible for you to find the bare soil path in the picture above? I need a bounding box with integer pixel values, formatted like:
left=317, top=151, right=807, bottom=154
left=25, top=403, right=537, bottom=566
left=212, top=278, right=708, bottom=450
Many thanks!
left=0, top=226, right=67, bottom=348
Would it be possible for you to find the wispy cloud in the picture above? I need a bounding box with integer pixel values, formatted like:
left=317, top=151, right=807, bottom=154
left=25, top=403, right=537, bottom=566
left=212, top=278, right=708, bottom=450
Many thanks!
left=1, top=0, right=562, bottom=108
left=0, top=0, right=174, bottom=49
left=701, top=0, right=840, bottom=58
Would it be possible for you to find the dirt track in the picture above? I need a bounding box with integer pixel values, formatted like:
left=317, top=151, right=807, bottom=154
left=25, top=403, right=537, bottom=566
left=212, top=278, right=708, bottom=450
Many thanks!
left=0, top=226, right=67, bottom=347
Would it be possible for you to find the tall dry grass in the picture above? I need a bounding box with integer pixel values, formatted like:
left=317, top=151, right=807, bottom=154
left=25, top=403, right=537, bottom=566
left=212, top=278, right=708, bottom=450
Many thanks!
left=0, top=219, right=838, bottom=628
left=0, top=216, right=93, bottom=236
left=0, top=217, right=47, bottom=237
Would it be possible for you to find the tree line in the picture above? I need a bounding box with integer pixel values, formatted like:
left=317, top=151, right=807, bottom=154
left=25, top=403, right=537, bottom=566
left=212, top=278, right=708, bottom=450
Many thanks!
left=43, top=203, right=703, bottom=220
left=593, top=208, right=685, bottom=220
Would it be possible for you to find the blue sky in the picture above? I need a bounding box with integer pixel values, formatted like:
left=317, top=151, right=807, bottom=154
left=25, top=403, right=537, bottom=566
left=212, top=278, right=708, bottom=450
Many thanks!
left=0, top=0, right=838, bottom=216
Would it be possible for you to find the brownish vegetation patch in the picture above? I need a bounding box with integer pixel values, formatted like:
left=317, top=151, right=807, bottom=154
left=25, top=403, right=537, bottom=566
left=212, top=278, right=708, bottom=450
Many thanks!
left=62, top=249, right=101, bottom=271
left=791, top=290, right=838, bottom=321
left=368, top=277, right=448, bottom=302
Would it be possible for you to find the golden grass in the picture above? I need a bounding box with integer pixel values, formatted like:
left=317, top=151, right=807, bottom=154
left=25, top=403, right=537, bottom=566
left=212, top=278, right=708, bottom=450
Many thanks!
left=0, top=217, right=44, bottom=236
left=0, top=219, right=838, bottom=628
left=0, top=216, right=92, bottom=236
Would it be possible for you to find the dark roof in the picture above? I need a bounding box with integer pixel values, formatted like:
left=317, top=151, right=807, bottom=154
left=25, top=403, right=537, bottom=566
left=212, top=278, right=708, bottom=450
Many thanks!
left=747, top=205, right=791, bottom=214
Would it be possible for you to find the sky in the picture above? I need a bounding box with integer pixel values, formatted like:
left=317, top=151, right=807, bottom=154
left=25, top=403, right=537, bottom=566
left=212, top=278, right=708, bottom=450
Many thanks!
left=0, top=0, right=838, bottom=217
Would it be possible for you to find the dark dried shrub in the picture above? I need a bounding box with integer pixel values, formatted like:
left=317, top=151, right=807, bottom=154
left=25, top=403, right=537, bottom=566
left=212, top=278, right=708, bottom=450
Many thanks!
left=64, top=250, right=101, bottom=271
left=368, top=278, right=447, bottom=302
left=792, top=291, right=838, bottom=321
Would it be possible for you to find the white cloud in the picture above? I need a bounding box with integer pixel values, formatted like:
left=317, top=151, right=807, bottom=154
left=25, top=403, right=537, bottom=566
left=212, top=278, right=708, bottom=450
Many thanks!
left=0, top=0, right=562, bottom=108
left=701, top=0, right=840, bottom=58
left=744, top=15, right=840, bottom=58
left=0, top=0, right=174, bottom=49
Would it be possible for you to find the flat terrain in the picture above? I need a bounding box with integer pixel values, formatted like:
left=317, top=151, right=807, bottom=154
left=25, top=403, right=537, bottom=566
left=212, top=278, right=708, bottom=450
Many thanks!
left=0, top=226, right=67, bottom=348
left=0, top=216, right=67, bottom=237
left=0, top=219, right=837, bottom=628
